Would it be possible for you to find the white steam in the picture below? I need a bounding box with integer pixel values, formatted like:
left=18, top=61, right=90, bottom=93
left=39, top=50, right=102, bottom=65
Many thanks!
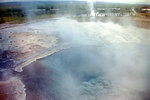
left=3, top=17, right=150, bottom=100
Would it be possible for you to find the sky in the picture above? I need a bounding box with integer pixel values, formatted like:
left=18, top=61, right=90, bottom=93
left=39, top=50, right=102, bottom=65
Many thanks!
left=0, top=0, right=149, bottom=4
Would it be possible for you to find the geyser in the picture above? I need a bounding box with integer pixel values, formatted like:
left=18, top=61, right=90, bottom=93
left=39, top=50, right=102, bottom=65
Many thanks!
left=20, top=44, right=150, bottom=100
left=1, top=16, right=150, bottom=100
left=0, top=1, right=150, bottom=100
left=21, top=46, right=110, bottom=100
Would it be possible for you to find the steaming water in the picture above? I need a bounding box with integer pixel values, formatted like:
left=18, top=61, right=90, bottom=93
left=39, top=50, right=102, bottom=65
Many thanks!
left=2, top=17, right=150, bottom=100
left=22, top=45, right=150, bottom=100
left=87, top=0, right=95, bottom=16
left=5, top=17, right=150, bottom=45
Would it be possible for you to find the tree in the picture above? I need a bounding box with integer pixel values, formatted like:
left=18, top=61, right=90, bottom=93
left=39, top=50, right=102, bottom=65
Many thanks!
left=0, top=17, right=5, bottom=24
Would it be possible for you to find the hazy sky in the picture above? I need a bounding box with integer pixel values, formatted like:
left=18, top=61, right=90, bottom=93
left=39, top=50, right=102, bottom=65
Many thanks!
left=0, top=0, right=149, bottom=4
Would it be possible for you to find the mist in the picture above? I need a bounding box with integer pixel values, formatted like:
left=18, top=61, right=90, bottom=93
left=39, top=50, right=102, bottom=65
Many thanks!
left=8, top=16, right=148, bottom=100
left=0, top=1, right=150, bottom=100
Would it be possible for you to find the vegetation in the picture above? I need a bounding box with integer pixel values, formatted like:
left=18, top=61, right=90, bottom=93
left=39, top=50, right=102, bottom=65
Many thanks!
left=0, top=1, right=149, bottom=24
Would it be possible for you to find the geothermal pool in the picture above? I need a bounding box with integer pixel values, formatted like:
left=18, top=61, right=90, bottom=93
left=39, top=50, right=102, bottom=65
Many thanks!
left=1, top=17, right=150, bottom=100
left=20, top=44, right=150, bottom=100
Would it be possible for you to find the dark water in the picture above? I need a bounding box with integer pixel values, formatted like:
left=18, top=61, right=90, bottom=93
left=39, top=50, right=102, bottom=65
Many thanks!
left=20, top=45, right=150, bottom=100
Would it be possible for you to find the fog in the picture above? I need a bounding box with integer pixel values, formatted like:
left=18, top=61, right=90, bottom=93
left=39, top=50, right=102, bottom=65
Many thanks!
left=8, top=16, right=149, bottom=100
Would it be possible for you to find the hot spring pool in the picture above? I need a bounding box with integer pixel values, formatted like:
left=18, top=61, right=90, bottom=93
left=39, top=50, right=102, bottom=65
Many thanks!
left=20, top=45, right=149, bottom=100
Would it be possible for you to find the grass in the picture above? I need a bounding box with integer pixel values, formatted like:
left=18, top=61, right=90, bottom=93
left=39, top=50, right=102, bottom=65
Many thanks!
left=138, top=13, right=150, bottom=17
left=0, top=17, right=25, bottom=24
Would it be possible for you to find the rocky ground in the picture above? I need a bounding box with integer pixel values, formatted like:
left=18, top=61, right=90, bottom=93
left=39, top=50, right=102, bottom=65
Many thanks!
left=0, top=20, right=59, bottom=99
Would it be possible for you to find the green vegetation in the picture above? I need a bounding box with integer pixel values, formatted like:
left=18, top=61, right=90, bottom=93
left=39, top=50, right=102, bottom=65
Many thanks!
left=0, top=17, right=25, bottom=24
left=0, top=1, right=149, bottom=24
